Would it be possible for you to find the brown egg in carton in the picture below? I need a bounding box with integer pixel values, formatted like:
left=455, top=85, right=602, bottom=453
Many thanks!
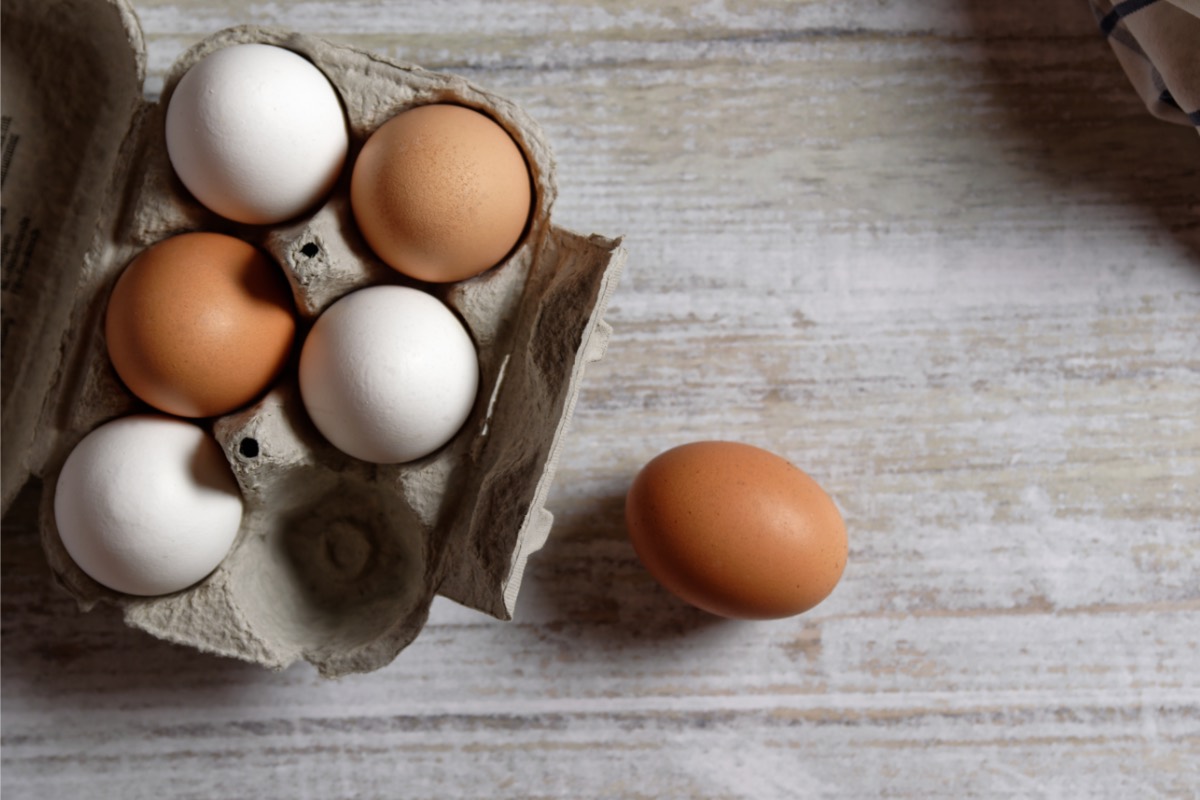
left=0, top=0, right=624, bottom=676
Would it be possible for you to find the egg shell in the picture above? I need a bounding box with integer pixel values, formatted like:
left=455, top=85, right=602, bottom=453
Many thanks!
left=299, top=285, right=479, bottom=464
left=625, top=441, right=848, bottom=620
left=105, top=232, right=297, bottom=418
left=10, top=18, right=625, bottom=677
left=350, top=104, right=533, bottom=283
left=53, top=415, right=243, bottom=597
left=165, top=43, right=348, bottom=225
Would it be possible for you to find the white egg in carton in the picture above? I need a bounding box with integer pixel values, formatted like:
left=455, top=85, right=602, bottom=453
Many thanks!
left=0, top=0, right=624, bottom=675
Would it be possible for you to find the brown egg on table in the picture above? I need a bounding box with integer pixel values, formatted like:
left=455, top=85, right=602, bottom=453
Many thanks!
left=105, top=232, right=297, bottom=418
left=350, top=103, right=533, bottom=283
left=625, top=441, right=848, bottom=620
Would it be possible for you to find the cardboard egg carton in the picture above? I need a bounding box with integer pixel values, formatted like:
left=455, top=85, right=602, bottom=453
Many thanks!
left=0, top=0, right=624, bottom=676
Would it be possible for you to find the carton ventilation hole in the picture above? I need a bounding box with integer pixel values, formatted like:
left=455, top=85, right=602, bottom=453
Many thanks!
left=300, top=242, right=319, bottom=258
left=239, top=437, right=260, bottom=458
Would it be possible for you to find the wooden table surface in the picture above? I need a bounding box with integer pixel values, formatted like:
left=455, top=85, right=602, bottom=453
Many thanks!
left=3, top=1, right=1198, bottom=798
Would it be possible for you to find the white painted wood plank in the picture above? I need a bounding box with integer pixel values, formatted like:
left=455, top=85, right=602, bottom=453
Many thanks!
left=3, top=0, right=1198, bottom=798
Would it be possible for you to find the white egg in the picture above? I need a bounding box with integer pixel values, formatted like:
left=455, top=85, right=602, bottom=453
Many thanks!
left=299, top=286, right=480, bottom=463
left=53, top=415, right=244, bottom=596
left=165, top=43, right=348, bottom=225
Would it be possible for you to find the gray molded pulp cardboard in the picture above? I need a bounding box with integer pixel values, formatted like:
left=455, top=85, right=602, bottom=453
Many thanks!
left=0, top=0, right=625, bottom=676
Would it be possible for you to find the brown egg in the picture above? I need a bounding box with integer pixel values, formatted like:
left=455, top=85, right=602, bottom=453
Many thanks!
left=105, top=232, right=296, bottom=418
left=625, top=441, right=848, bottom=619
left=350, top=104, right=533, bottom=283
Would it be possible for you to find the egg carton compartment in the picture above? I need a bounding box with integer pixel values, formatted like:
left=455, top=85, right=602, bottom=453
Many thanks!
left=13, top=12, right=624, bottom=676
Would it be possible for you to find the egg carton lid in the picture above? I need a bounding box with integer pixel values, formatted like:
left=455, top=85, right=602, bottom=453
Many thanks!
left=1, top=0, right=146, bottom=511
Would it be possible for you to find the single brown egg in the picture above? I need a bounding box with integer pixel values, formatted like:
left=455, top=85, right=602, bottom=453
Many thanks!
left=625, top=441, right=848, bottom=620
left=105, top=232, right=296, bottom=418
left=350, top=103, right=533, bottom=283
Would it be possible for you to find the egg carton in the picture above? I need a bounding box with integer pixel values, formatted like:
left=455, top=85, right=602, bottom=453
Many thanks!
left=0, top=0, right=624, bottom=675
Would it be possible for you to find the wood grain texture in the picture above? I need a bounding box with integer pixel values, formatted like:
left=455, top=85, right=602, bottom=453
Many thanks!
left=3, top=1, right=1198, bottom=798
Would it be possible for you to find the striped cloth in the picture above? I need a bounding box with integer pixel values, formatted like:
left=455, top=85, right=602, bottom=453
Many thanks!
left=1089, top=0, right=1200, bottom=129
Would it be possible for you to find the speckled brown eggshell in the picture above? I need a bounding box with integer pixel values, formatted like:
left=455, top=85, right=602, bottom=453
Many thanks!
left=350, top=103, right=533, bottom=283
left=625, top=441, right=848, bottom=620
left=105, top=232, right=297, bottom=418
